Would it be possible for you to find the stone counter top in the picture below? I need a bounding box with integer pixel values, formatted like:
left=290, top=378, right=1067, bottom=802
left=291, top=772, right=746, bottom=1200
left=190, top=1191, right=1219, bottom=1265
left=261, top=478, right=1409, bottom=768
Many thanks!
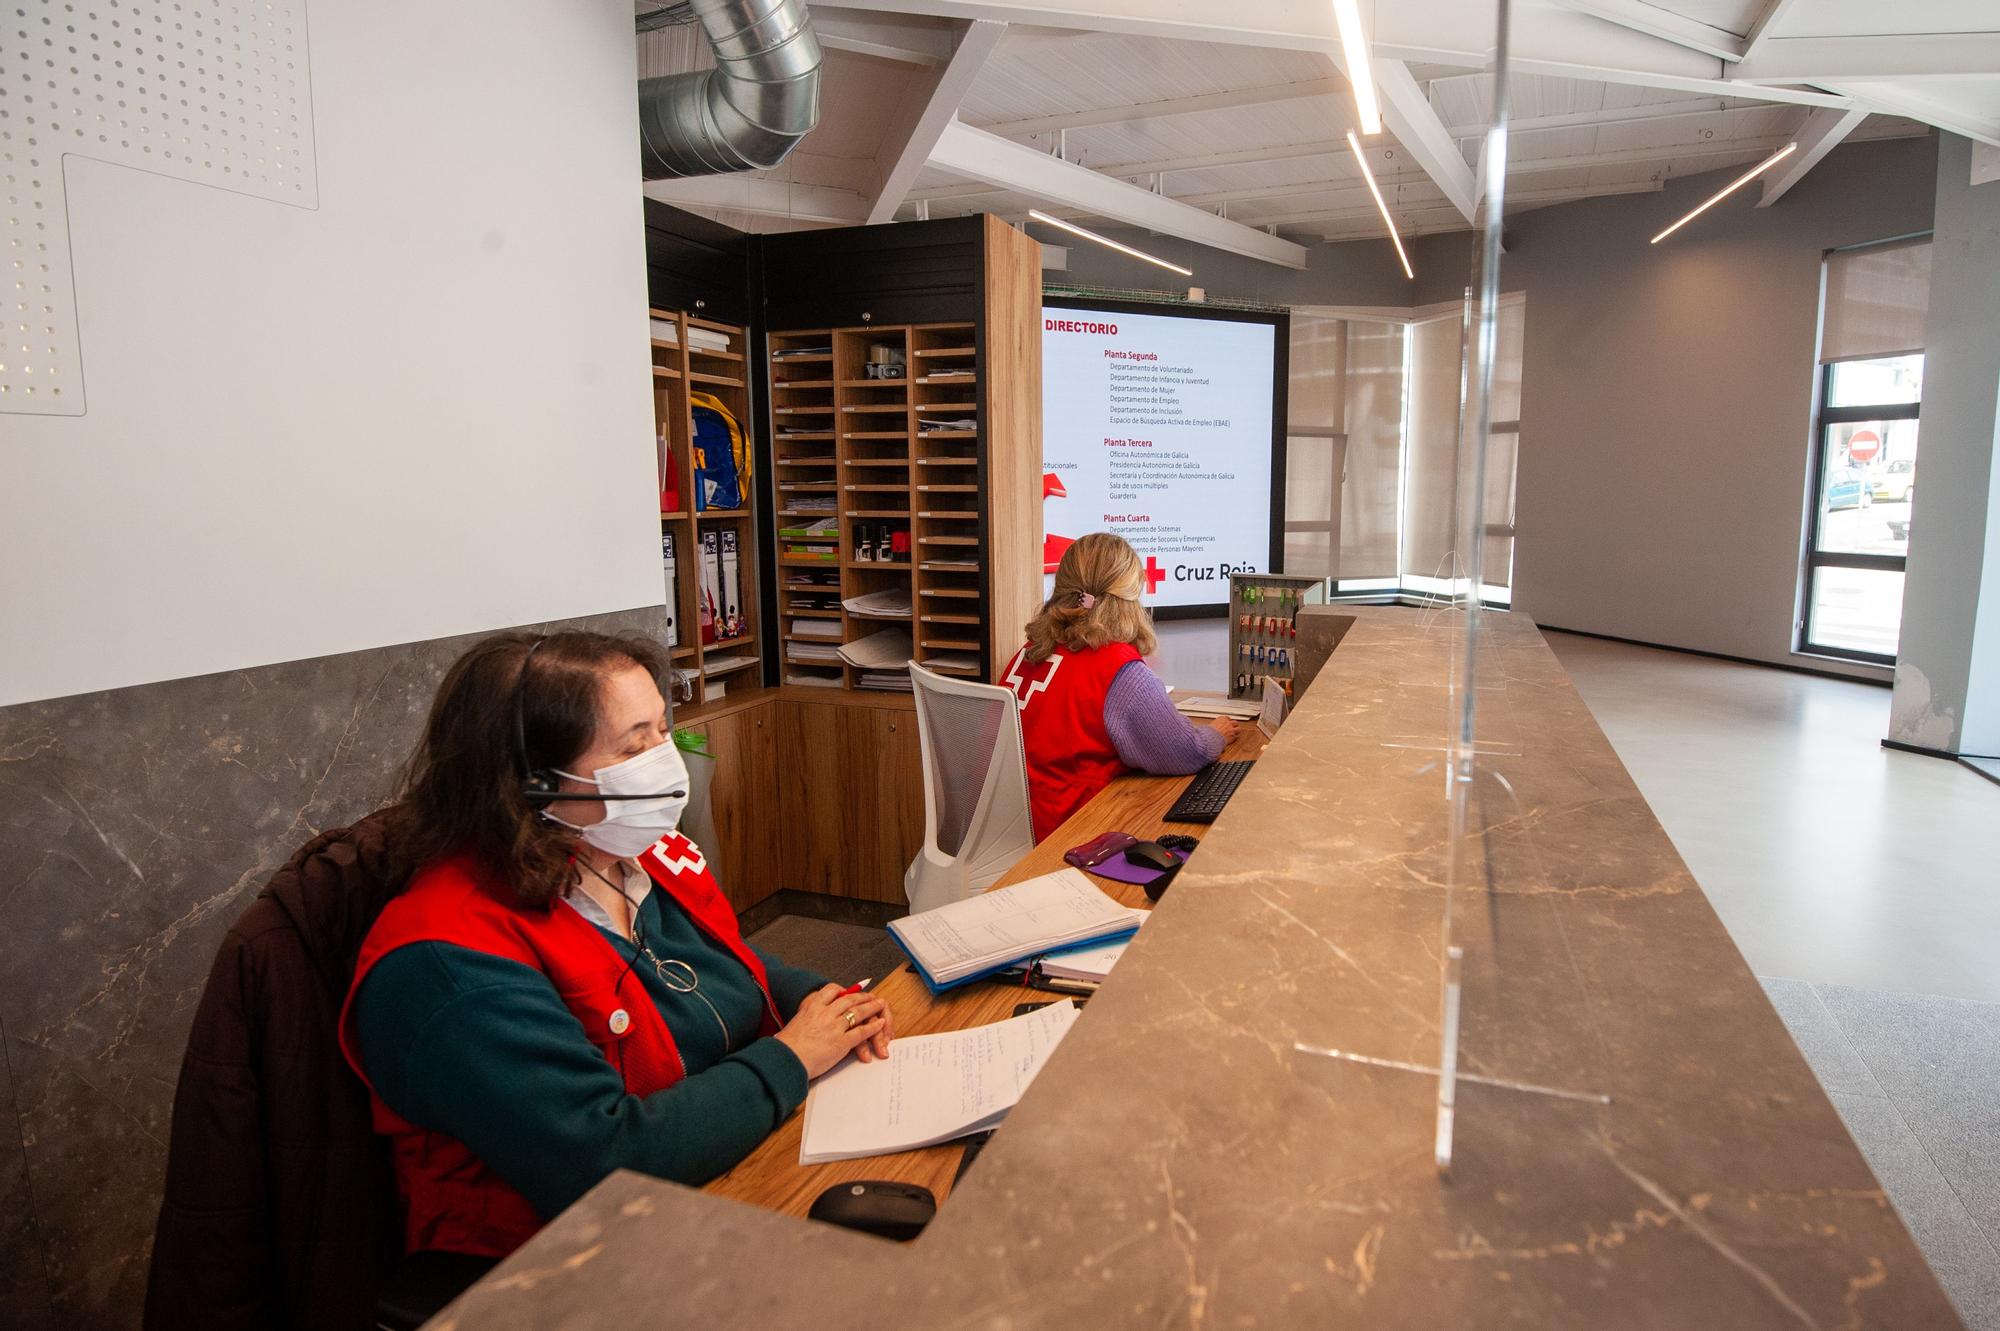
left=433, top=608, right=1962, bottom=1330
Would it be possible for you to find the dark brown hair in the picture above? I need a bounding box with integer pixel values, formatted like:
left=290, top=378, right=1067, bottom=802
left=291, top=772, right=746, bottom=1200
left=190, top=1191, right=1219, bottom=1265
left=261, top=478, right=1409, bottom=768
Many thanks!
left=388, top=630, right=671, bottom=908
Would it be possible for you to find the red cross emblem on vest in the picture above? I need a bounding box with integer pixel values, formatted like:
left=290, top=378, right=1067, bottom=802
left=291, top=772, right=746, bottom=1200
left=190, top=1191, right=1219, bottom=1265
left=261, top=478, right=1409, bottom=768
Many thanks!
left=648, top=832, right=707, bottom=878
left=1004, top=652, right=1064, bottom=708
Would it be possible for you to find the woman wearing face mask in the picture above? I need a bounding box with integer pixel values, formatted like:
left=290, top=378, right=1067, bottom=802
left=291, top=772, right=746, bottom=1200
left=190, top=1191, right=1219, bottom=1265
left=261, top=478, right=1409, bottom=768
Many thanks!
left=339, top=631, right=892, bottom=1261
left=1001, top=532, right=1239, bottom=842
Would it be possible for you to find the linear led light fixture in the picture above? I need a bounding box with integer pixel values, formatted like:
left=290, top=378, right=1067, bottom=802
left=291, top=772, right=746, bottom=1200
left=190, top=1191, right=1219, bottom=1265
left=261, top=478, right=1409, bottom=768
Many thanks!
left=1346, top=131, right=1413, bottom=280
left=1650, top=142, right=1798, bottom=244
left=1332, top=0, right=1382, bottom=136
left=1026, top=209, right=1194, bottom=277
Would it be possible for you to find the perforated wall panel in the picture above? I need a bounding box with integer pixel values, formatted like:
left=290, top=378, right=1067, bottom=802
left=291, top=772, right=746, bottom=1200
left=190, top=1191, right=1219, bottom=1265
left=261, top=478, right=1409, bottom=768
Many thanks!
left=1, top=0, right=316, bottom=414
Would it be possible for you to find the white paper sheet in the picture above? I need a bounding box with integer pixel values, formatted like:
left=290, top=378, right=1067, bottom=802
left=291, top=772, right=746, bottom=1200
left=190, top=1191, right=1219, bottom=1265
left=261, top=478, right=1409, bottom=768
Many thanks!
left=799, top=1000, right=1082, bottom=1164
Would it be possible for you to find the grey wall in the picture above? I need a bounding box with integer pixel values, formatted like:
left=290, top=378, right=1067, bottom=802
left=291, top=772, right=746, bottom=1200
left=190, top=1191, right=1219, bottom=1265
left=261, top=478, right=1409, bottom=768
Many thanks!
left=1471, top=136, right=1937, bottom=678
left=1891, top=134, right=2000, bottom=754
left=0, top=607, right=668, bottom=1330
left=1044, top=137, right=1942, bottom=680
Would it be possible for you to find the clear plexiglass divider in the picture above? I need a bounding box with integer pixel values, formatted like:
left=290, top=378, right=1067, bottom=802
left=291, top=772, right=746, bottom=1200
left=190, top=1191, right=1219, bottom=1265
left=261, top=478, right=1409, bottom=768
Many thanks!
left=1292, top=0, right=1610, bottom=1177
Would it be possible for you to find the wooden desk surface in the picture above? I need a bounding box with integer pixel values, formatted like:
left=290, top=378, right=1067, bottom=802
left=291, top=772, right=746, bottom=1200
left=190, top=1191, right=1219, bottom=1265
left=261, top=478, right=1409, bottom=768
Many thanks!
left=702, top=723, right=1268, bottom=1218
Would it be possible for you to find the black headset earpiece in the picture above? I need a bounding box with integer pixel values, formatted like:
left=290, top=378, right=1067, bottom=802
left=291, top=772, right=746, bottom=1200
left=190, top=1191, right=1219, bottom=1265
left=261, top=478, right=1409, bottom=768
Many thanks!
left=512, top=637, right=567, bottom=804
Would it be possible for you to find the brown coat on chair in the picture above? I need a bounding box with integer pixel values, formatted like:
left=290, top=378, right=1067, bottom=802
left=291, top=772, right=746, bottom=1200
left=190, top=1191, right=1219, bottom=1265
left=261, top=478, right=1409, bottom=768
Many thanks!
left=144, top=813, right=404, bottom=1331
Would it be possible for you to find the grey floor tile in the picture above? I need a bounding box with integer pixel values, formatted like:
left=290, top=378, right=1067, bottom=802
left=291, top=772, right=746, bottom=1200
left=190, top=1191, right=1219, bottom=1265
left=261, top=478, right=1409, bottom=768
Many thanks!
left=1758, top=975, right=1887, bottom=1097
left=1819, top=983, right=2000, bottom=1254
left=749, top=915, right=906, bottom=987
left=1829, top=1091, right=2000, bottom=1331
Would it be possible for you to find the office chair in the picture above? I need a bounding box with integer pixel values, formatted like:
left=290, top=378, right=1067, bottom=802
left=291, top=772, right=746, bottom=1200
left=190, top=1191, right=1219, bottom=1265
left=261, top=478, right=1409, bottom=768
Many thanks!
left=904, top=662, right=1036, bottom=914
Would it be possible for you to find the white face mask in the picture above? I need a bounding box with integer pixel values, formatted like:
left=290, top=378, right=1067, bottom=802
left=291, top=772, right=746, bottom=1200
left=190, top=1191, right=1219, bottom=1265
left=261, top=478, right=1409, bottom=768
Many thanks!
left=541, top=738, right=690, bottom=858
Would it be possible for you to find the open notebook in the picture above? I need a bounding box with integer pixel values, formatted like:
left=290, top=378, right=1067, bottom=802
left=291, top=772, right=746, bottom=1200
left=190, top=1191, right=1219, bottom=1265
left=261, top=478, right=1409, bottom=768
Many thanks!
left=799, top=1000, right=1082, bottom=1164
left=888, top=867, right=1140, bottom=993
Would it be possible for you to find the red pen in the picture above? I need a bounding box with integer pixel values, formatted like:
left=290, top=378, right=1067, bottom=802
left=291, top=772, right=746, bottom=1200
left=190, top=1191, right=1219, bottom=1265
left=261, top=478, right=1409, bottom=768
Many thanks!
left=836, top=978, right=873, bottom=999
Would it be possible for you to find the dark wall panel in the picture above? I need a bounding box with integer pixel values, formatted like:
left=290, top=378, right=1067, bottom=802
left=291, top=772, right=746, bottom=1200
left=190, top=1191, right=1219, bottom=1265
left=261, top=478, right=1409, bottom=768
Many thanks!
left=758, top=217, right=985, bottom=329
left=644, top=199, right=753, bottom=324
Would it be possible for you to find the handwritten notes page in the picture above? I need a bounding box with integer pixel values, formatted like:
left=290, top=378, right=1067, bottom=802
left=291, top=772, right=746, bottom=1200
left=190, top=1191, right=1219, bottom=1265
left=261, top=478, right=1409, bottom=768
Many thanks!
left=889, top=867, right=1136, bottom=988
left=798, top=1000, right=1083, bottom=1165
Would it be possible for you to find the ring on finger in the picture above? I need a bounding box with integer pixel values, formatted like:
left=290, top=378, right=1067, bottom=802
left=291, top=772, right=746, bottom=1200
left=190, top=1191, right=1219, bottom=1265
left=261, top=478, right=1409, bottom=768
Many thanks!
left=844, top=1008, right=858, bottom=1030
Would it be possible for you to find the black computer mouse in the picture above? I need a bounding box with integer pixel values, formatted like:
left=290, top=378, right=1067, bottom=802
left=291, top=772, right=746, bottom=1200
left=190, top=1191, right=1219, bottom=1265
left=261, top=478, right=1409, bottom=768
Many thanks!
left=807, top=1180, right=936, bottom=1242
left=1125, top=841, right=1178, bottom=872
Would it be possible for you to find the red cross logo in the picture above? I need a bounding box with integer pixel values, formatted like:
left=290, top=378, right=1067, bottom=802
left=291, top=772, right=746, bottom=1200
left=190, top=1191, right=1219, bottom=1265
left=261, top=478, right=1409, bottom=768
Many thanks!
left=1003, top=652, right=1064, bottom=708
left=648, top=833, right=708, bottom=878
left=1142, top=556, right=1167, bottom=595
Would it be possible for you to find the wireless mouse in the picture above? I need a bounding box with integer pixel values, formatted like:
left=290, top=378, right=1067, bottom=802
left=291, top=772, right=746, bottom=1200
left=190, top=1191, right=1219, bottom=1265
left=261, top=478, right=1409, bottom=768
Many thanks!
left=807, top=1180, right=936, bottom=1242
left=1124, top=841, right=1177, bottom=872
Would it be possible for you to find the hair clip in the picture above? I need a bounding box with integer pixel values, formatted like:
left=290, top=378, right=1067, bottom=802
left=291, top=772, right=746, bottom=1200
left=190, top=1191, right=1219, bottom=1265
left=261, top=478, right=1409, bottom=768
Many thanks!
left=1078, top=592, right=1098, bottom=609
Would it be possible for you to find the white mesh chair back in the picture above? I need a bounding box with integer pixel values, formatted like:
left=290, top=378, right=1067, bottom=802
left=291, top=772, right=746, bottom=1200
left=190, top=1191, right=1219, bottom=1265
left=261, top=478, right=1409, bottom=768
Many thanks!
left=904, top=662, right=1035, bottom=914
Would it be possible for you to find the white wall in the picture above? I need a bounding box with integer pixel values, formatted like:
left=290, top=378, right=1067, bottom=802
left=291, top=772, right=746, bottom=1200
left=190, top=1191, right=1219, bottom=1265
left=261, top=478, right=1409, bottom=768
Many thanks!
left=0, top=0, right=662, bottom=707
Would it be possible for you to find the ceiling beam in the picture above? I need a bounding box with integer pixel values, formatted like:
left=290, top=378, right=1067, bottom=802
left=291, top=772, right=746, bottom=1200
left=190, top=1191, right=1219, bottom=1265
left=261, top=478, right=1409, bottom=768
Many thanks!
left=1445, top=98, right=1736, bottom=140
left=928, top=118, right=1309, bottom=268
left=1732, top=33, right=2000, bottom=83
left=1374, top=59, right=1477, bottom=223
left=1253, top=180, right=1664, bottom=230
left=1548, top=0, right=1745, bottom=62
left=1822, top=82, right=2000, bottom=149
left=867, top=20, right=1007, bottom=224
left=1757, top=105, right=1869, bottom=207
left=972, top=78, right=1343, bottom=139
left=642, top=176, right=869, bottom=227
left=1739, top=0, right=1803, bottom=59
left=813, top=12, right=957, bottom=66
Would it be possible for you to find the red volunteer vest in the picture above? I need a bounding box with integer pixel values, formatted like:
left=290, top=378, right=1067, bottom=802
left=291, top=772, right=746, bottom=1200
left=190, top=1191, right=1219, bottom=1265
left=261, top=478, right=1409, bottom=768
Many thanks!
left=1000, top=640, right=1143, bottom=842
left=337, top=832, right=778, bottom=1259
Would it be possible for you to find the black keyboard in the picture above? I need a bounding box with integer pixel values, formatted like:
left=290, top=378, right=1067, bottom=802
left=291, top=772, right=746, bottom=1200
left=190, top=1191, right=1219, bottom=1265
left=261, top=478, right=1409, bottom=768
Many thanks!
left=1163, top=760, right=1254, bottom=824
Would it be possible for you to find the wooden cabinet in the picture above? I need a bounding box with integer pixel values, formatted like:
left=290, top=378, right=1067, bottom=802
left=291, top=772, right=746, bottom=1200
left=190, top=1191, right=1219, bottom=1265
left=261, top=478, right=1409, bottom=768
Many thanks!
left=774, top=698, right=925, bottom=905
left=685, top=701, right=779, bottom=913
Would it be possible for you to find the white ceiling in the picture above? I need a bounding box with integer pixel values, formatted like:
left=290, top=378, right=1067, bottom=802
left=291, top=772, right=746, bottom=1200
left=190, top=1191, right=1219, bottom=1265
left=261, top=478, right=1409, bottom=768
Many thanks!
left=639, top=1, right=1993, bottom=264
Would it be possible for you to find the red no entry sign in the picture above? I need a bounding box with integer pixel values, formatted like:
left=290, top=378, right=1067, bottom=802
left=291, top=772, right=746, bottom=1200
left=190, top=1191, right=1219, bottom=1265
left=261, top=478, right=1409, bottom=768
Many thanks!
left=1848, top=429, right=1881, bottom=463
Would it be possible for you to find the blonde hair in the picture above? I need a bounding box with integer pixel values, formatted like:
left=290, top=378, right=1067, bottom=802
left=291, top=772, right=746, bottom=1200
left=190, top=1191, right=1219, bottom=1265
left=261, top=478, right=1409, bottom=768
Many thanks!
left=1023, top=532, right=1157, bottom=664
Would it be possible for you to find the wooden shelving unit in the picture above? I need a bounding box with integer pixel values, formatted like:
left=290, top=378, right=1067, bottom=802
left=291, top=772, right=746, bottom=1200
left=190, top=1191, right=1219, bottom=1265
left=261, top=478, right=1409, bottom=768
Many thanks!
left=766, top=321, right=1005, bottom=689
left=652, top=308, right=764, bottom=703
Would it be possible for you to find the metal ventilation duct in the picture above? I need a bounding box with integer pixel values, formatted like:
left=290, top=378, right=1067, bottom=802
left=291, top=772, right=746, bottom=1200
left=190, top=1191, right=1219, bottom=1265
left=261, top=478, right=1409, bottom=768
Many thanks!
left=638, top=0, right=823, bottom=180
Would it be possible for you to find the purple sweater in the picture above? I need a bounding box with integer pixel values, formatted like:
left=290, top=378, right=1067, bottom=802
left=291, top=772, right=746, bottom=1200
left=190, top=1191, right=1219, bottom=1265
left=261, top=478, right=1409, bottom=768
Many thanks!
left=1103, top=661, right=1227, bottom=774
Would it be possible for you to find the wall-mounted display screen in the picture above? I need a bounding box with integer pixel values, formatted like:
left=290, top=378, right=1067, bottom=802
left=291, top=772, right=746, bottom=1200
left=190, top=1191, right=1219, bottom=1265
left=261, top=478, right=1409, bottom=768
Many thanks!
left=1040, top=299, right=1285, bottom=614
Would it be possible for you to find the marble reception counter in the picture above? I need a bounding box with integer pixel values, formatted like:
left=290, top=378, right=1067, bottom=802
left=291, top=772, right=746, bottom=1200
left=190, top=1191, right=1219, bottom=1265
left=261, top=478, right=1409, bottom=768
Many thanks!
left=431, top=608, right=1961, bottom=1331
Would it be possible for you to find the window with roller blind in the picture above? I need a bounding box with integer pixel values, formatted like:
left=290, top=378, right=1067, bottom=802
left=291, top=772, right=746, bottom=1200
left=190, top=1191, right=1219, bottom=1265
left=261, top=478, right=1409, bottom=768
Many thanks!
left=1283, top=301, right=1523, bottom=605
left=1801, top=237, right=1931, bottom=663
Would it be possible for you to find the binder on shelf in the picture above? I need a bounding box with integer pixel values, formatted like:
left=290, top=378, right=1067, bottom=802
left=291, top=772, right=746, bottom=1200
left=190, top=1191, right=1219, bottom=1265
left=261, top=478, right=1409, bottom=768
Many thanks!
left=662, top=530, right=679, bottom=648
left=720, top=529, right=744, bottom=640
left=699, top=530, right=722, bottom=646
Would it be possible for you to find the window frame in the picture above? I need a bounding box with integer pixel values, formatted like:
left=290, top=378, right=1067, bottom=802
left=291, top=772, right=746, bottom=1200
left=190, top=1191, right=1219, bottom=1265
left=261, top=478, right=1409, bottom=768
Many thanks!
left=1798, top=361, right=1920, bottom=664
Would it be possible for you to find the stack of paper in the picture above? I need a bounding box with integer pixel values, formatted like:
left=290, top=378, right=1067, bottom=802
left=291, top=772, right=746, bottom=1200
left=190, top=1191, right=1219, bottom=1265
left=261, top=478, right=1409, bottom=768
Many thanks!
left=1174, top=695, right=1262, bottom=719
left=842, top=587, right=913, bottom=619
left=779, top=516, right=838, bottom=540
left=1038, top=914, right=1146, bottom=982
left=785, top=671, right=844, bottom=688
left=701, top=654, right=757, bottom=676
left=789, top=619, right=843, bottom=640
left=889, top=867, right=1140, bottom=993
left=786, top=642, right=843, bottom=664
left=858, top=670, right=913, bottom=693
left=921, top=652, right=980, bottom=675
left=918, top=416, right=979, bottom=434
left=687, top=326, right=731, bottom=354
left=839, top=627, right=912, bottom=670
left=799, top=1000, right=1081, bottom=1164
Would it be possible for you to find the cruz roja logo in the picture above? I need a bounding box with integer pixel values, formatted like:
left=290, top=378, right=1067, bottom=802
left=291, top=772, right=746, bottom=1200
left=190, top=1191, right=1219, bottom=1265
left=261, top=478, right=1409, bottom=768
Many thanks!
left=1147, top=559, right=1258, bottom=591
